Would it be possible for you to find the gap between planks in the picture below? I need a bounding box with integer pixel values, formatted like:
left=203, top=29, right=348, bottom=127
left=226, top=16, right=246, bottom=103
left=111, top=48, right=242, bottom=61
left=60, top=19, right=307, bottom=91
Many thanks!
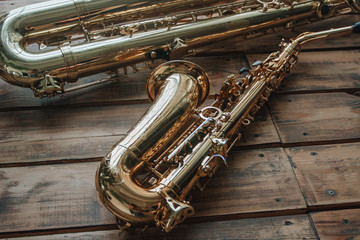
left=1, top=49, right=359, bottom=112
left=1, top=138, right=359, bottom=169
left=1, top=88, right=359, bottom=112
left=0, top=210, right=313, bottom=239
left=2, top=207, right=360, bottom=239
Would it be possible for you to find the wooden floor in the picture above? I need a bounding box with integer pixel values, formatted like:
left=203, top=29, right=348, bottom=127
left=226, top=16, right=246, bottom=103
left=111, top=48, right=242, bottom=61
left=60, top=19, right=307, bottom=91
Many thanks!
left=0, top=2, right=360, bottom=239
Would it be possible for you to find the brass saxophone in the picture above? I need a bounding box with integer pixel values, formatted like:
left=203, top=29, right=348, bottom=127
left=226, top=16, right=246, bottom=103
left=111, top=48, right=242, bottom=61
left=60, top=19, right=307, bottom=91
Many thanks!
left=95, top=23, right=360, bottom=232
left=0, top=0, right=358, bottom=98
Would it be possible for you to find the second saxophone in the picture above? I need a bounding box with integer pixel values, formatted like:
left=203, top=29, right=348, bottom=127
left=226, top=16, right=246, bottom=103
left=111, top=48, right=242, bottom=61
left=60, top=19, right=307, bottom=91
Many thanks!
left=0, top=0, right=358, bottom=97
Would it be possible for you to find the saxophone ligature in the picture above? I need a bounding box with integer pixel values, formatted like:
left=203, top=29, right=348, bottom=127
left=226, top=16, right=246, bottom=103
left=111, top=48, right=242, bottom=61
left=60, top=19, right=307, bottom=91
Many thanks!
left=96, top=23, right=360, bottom=232
left=0, top=0, right=359, bottom=98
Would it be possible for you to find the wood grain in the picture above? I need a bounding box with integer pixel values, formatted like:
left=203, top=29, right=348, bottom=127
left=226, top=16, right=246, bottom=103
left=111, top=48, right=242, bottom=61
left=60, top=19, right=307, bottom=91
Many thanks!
left=0, top=162, right=114, bottom=233
left=0, top=0, right=47, bottom=13
left=191, top=147, right=305, bottom=218
left=285, top=143, right=360, bottom=208
left=0, top=147, right=304, bottom=233
left=9, top=215, right=318, bottom=239
left=0, top=103, right=280, bottom=165
left=0, top=55, right=247, bottom=110
left=236, top=106, right=281, bottom=148
left=1, top=1, right=359, bottom=238
left=200, top=15, right=360, bottom=54
left=0, top=104, right=148, bottom=144
left=247, top=50, right=360, bottom=93
left=0, top=135, right=121, bottom=165
left=311, top=209, right=360, bottom=240
left=269, top=92, right=360, bottom=144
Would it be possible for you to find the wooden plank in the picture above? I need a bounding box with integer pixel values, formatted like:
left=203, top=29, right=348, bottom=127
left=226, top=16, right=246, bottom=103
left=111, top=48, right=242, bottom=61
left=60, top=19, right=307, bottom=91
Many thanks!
left=0, top=103, right=280, bottom=165
left=284, top=15, right=360, bottom=50
left=0, top=136, right=121, bottom=165
left=0, top=162, right=114, bottom=233
left=247, top=50, right=360, bottom=93
left=0, top=120, right=278, bottom=165
left=200, top=15, right=360, bottom=54
left=2, top=48, right=358, bottom=110
left=0, top=71, right=151, bottom=109
left=0, top=147, right=305, bottom=233
left=191, top=148, right=306, bottom=218
left=0, top=112, right=280, bottom=165
left=269, top=92, right=360, bottom=144
left=8, top=215, right=318, bottom=239
left=0, top=103, right=144, bottom=165
left=0, top=104, right=148, bottom=144
left=236, top=106, right=281, bottom=147
left=285, top=143, right=360, bottom=207
left=311, top=209, right=360, bottom=240
left=0, top=55, right=247, bottom=109
left=0, top=0, right=46, bottom=14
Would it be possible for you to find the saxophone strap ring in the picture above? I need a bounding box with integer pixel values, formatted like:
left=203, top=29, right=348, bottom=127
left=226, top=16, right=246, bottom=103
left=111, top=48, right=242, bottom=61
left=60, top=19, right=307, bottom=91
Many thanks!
left=199, top=106, right=223, bottom=121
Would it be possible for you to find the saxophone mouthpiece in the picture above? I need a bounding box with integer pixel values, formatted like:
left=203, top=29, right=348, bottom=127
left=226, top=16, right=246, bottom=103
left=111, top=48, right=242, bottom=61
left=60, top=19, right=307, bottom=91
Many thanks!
left=353, top=22, right=360, bottom=33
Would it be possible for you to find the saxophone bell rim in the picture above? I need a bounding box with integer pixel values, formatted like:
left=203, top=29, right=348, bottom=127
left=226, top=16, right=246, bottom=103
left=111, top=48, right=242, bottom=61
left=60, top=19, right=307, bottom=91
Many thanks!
left=146, top=60, right=210, bottom=106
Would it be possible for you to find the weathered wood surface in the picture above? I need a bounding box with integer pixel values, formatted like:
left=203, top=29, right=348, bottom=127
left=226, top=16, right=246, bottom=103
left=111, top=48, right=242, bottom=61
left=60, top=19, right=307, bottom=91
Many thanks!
left=0, top=147, right=305, bottom=234
left=285, top=143, right=360, bottom=208
left=248, top=50, right=360, bottom=94
left=10, top=215, right=318, bottom=239
left=198, top=14, right=360, bottom=54
left=0, top=103, right=279, bottom=165
left=311, top=209, right=360, bottom=240
left=0, top=162, right=113, bottom=233
left=0, top=2, right=359, bottom=239
left=269, top=92, right=360, bottom=144
left=0, top=0, right=46, bottom=12
left=236, top=107, right=281, bottom=148
left=1, top=48, right=359, bottom=110
left=0, top=56, right=247, bottom=109
left=192, top=148, right=306, bottom=218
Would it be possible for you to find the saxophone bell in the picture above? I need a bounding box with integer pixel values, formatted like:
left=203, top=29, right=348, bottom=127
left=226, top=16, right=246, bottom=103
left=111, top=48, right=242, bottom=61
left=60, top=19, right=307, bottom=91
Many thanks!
left=95, top=60, right=210, bottom=232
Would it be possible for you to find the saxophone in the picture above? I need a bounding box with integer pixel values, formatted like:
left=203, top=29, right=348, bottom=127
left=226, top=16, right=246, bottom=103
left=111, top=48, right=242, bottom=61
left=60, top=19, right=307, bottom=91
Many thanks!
left=0, top=0, right=358, bottom=98
left=96, top=23, right=360, bottom=232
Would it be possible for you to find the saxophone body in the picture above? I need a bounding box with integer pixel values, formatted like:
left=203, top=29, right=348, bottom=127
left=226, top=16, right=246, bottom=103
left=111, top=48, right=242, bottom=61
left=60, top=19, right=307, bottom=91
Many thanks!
left=96, top=22, right=360, bottom=232
left=0, top=0, right=358, bottom=97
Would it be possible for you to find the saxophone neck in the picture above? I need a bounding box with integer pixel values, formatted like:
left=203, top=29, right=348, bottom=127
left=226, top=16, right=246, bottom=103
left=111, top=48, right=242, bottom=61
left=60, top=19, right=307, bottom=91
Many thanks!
left=266, top=21, right=360, bottom=89
left=237, top=22, right=359, bottom=94
left=294, top=22, right=360, bottom=46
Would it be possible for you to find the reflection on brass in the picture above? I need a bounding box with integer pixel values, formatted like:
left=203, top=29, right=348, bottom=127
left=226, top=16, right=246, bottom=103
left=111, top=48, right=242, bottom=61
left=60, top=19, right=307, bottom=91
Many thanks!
left=0, top=0, right=358, bottom=97
left=95, top=23, right=360, bottom=232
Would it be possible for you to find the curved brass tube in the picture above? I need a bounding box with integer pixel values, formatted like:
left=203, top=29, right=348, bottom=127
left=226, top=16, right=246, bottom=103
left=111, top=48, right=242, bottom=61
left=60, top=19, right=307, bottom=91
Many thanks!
left=0, top=0, right=358, bottom=97
left=96, top=61, right=209, bottom=230
left=0, top=0, right=179, bottom=86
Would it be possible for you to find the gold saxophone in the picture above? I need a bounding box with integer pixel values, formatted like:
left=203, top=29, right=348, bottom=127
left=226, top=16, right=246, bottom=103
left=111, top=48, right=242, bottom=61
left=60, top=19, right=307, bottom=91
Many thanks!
left=95, top=23, right=360, bottom=232
left=0, top=0, right=358, bottom=98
